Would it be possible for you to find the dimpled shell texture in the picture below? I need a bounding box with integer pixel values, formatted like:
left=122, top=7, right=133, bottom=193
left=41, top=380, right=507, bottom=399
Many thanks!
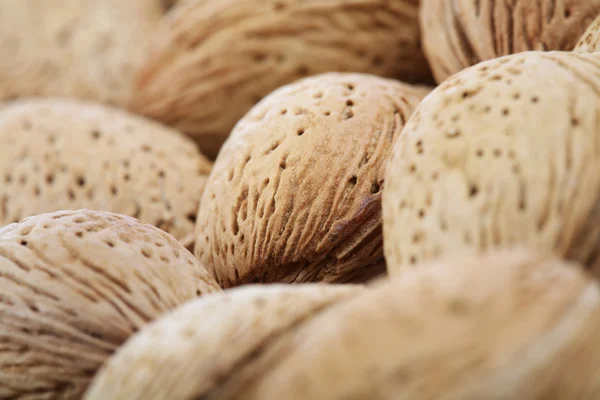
left=88, top=251, right=600, bottom=399
left=195, top=73, right=429, bottom=287
left=420, top=0, right=600, bottom=83
left=85, top=284, right=361, bottom=400
left=0, top=209, right=220, bottom=400
left=133, top=0, right=431, bottom=158
left=383, top=51, right=600, bottom=275
left=0, top=0, right=168, bottom=106
left=0, top=99, right=212, bottom=247
left=575, top=14, right=600, bottom=52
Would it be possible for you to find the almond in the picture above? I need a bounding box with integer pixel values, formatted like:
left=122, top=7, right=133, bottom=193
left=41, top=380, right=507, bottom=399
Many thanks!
left=84, top=284, right=360, bottom=400
left=132, top=0, right=431, bottom=158
left=576, top=13, right=600, bottom=52
left=0, top=0, right=169, bottom=106
left=0, top=209, right=220, bottom=399
left=88, top=251, right=600, bottom=399
left=420, top=0, right=600, bottom=83
left=0, top=99, right=211, bottom=247
left=195, top=73, right=429, bottom=287
left=383, top=51, right=600, bottom=275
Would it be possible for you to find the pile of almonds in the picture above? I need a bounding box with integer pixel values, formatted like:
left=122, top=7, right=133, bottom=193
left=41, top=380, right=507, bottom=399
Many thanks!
left=2, top=1, right=600, bottom=399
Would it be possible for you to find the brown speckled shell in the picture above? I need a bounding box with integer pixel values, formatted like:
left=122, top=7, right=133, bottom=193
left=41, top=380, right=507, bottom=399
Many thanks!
left=421, top=0, right=600, bottom=83
left=0, top=209, right=220, bottom=400
left=85, top=284, right=361, bottom=400
left=0, top=99, right=212, bottom=247
left=195, top=73, right=429, bottom=287
left=575, top=14, right=600, bottom=52
left=88, top=251, right=600, bottom=399
left=383, top=51, right=600, bottom=275
left=132, top=0, right=431, bottom=158
left=0, top=0, right=168, bottom=106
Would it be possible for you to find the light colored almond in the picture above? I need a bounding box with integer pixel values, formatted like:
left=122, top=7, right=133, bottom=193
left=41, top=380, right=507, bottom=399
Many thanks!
left=84, top=284, right=361, bottom=400
left=0, top=209, right=220, bottom=399
left=0, top=99, right=211, bottom=247
left=576, top=14, right=600, bottom=52
left=195, top=73, right=429, bottom=287
left=383, top=51, right=600, bottom=275
left=0, top=0, right=169, bottom=106
left=132, top=0, right=431, bottom=158
left=421, top=0, right=600, bottom=83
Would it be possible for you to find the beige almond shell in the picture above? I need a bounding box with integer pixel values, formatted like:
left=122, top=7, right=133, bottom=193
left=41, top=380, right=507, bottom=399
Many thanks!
left=0, top=99, right=212, bottom=247
left=575, top=14, right=600, bottom=52
left=228, top=251, right=600, bottom=399
left=420, top=0, right=600, bottom=83
left=0, top=209, right=220, bottom=400
left=194, top=73, right=429, bottom=287
left=87, top=251, right=600, bottom=399
left=84, top=284, right=361, bottom=400
left=0, top=0, right=168, bottom=107
left=132, top=0, right=431, bottom=158
left=383, top=51, right=600, bottom=275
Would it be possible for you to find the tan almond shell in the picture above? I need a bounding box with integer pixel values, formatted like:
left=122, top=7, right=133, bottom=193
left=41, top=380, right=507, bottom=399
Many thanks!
left=229, top=251, right=600, bottom=399
left=0, top=209, right=220, bottom=400
left=0, top=99, right=212, bottom=247
left=0, top=0, right=168, bottom=107
left=383, top=51, right=600, bottom=275
left=194, top=73, right=429, bottom=287
left=84, top=284, right=361, bottom=400
left=87, top=251, right=600, bottom=399
left=575, top=14, right=600, bottom=52
left=420, top=0, right=600, bottom=83
left=132, top=0, right=431, bottom=158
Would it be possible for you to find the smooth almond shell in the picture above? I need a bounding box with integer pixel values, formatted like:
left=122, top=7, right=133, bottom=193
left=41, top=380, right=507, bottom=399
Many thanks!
left=84, top=284, right=361, bottom=400
left=0, top=209, right=220, bottom=399
left=0, top=99, right=211, bottom=247
left=420, top=0, right=600, bottom=83
left=195, top=73, right=429, bottom=287
left=132, top=0, right=431, bottom=158
left=383, top=51, right=600, bottom=275
left=0, top=0, right=168, bottom=106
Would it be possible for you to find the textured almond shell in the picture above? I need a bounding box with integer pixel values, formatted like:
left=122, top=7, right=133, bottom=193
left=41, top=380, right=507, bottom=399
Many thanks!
left=88, top=251, right=600, bottom=399
left=420, top=0, right=600, bottom=83
left=0, top=0, right=168, bottom=106
left=194, top=73, right=429, bottom=287
left=0, top=209, right=220, bottom=400
left=230, top=251, right=600, bottom=399
left=132, top=0, right=431, bottom=158
left=84, top=284, right=361, bottom=400
left=575, top=14, right=600, bottom=52
left=0, top=99, right=212, bottom=247
left=383, top=51, right=600, bottom=276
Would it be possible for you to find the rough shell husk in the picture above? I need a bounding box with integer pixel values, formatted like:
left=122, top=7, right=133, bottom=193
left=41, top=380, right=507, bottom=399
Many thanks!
left=383, top=51, right=600, bottom=276
left=0, top=209, right=220, bottom=400
left=87, top=251, right=600, bottom=399
left=0, top=0, right=168, bottom=106
left=575, top=14, right=600, bottom=52
left=84, top=284, right=361, bottom=400
left=194, top=73, right=429, bottom=287
left=420, top=0, right=600, bottom=83
left=132, top=0, right=431, bottom=158
left=0, top=99, right=212, bottom=247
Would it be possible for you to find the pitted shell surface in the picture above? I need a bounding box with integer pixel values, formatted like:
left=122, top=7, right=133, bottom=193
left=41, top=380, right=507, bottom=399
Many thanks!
left=0, top=99, right=212, bottom=247
left=133, top=0, right=431, bottom=158
left=195, top=73, right=429, bottom=287
left=0, top=209, right=220, bottom=400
